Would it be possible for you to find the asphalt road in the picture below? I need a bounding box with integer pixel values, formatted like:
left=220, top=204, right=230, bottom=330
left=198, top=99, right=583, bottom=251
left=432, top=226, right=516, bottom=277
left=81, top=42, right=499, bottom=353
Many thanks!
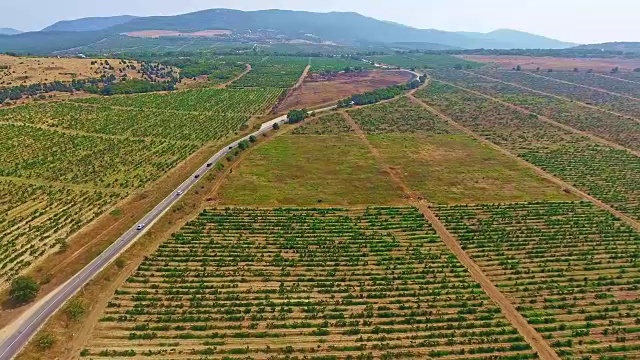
left=0, top=69, right=421, bottom=359
left=0, top=107, right=336, bottom=360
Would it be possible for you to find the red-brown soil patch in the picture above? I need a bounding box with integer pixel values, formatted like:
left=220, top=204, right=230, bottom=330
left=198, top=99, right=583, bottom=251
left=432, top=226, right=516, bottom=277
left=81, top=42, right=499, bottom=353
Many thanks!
left=276, top=70, right=413, bottom=112
left=460, top=55, right=640, bottom=72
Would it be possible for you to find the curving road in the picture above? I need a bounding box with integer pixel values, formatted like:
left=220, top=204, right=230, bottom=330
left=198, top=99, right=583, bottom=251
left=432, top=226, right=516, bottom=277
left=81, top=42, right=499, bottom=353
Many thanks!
left=0, top=69, right=421, bottom=359
left=0, top=106, right=336, bottom=360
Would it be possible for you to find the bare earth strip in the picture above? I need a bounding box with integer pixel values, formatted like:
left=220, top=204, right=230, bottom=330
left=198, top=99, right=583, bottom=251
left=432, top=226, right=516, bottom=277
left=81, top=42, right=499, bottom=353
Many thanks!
left=342, top=106, right=561, bottom=360
left=408, top=94, right=640, bottom=233
left=436, top=79, right=640, bottom=157
left=462, top=70, right=640, bottom=125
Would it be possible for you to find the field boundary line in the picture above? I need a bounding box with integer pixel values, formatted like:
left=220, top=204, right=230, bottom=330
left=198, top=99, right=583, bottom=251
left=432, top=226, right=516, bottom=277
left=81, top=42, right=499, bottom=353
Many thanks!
left=217, top=63, right=252, bottom=89
left=435, top=79, right=640, bottom=157
left=461, top=70, right=640, bottom=125
left=409, top=94, right=640, bottom=233
left=342, top=105, right=559, bottom=360
left=529, top=71, right=640, bottom=102
left=0, top=121, right=199, bottom=146
left=592, top=72, right=640, bottom=85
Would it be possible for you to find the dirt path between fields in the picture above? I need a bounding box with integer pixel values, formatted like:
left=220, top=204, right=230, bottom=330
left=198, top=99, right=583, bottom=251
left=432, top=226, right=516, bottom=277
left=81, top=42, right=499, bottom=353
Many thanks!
left=342, top=105, right=560, bottom=360
left=593, top=72, right=640, bottom=85
left=409, top=94, right=640, bottom=234
left=218, top=64, right=252, bottom=89
left=436, top=79, right=640, bottom=157
left=530, top=71, right=640, bottom=102
left=462, top=70, right=640, bottom=125
left=293, top=64, right=311, bottom=89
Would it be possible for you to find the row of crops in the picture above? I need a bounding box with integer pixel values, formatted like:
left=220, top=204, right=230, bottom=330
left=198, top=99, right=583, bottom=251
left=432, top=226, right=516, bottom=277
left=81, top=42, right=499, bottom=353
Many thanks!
left=0, top=180, right=122, bottom=285
left=70, top=87, right=282, bottom=116
left=472, top=69, right=640, bottom=120
left=83, top=207, right=536, bottom=359
left=435, top=201, right=640, bottom=359
left=417, top=81, right=640, bottom=219
left=291, top=113, right=355, bottom=135
left=431, top=69, right=640, bottom=153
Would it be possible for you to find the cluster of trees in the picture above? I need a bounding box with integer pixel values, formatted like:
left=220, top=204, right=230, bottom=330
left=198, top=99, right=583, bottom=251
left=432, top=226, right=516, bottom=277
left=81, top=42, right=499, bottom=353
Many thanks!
left=287, top=109, right=308, bottom=124
left=337, top=77, right=425, bottom=107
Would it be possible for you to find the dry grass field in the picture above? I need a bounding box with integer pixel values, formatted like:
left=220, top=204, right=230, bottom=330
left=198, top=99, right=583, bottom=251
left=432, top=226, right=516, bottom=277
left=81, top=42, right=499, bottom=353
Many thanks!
left=0, top=55, right=142, bottom=87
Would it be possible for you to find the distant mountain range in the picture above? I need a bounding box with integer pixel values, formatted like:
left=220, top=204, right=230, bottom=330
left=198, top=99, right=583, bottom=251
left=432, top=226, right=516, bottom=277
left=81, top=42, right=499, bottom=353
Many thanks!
left=0, top=9, right=577, bottom=54
left=42, top=15, right=137, bottom=32
left=0, top=28, right=22, bottom=35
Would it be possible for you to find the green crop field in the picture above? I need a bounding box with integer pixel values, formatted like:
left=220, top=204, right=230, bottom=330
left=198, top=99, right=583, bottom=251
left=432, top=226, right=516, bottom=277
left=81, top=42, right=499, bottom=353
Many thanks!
left=0, top=86, right=282, bottom=289
left=436, top=201, right=640, bottom=359
left=82, top=207, right=536, bottom=359
left=230, top=56, right=309, bottom=88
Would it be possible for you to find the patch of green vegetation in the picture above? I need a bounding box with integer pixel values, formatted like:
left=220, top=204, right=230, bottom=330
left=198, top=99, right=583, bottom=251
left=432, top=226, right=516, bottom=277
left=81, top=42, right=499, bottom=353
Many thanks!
left=368, top=133, right=574, bottom=204
left=218, top=134, right=403, bottom=205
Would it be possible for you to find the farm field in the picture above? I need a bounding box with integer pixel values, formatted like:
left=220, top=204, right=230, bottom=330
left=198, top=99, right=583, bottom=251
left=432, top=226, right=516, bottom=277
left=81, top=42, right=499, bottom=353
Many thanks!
left=0, top=54, right=142, bottom=87
left=70, top=87, right=282, bottom=115
left=308, top=57, right=373, bottom=73
left=431, top=69, right=640, bottom=153
left=347, top=97, right=573, bottom=204
left=459, top=55, right=640, bottom=72
left=81, top=207, right=537, bottom=359
left=472, top=69, right=640, bottom=119
left=540, top=71, right=640, bottom=98
left=0, top=180, right=121, bottom=283
left=0, top=86, right=281, bottom=289
left=230, top=56, right=309, bottom=88
left=276, top=70, right=413, bottom=112
left=217, top=114, right=403, bottom=206
left=436, top=201, right=640, bottom=359
left=416, top=81, right=640, bottom=220
left=368, top=54, right=480, bottom=70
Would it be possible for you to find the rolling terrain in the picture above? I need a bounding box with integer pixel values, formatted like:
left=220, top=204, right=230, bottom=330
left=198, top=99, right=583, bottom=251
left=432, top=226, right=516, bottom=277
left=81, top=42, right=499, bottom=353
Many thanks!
left=3, top=50, right=640, bottom=360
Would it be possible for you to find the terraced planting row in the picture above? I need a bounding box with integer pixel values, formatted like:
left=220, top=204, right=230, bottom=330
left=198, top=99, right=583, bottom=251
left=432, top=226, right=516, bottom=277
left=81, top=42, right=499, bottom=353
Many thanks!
left=0, top=102, right=248, bottom=144
left=72, top=88, right=282, bottom=115
left=231, top=57, right=309, bottom=88
left=0, top=123, right=198, bottom=189
left=83, top=207, right=536, bottom=359
left=0, top=181, right=121, bottom=285
left=416, top=82, right=640, bottom=219
left=435, top=201, right=640, bottom=359
left=540, top=71, right=640, bottom=98
left=431, top=69, right=640, bottom=152
left=473, top=69, right=640, bottom=119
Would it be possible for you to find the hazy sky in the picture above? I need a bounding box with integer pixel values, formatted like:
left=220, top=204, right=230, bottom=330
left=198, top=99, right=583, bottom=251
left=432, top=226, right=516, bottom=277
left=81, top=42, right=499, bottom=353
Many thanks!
left=3, top=0, right=638, bottom=44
